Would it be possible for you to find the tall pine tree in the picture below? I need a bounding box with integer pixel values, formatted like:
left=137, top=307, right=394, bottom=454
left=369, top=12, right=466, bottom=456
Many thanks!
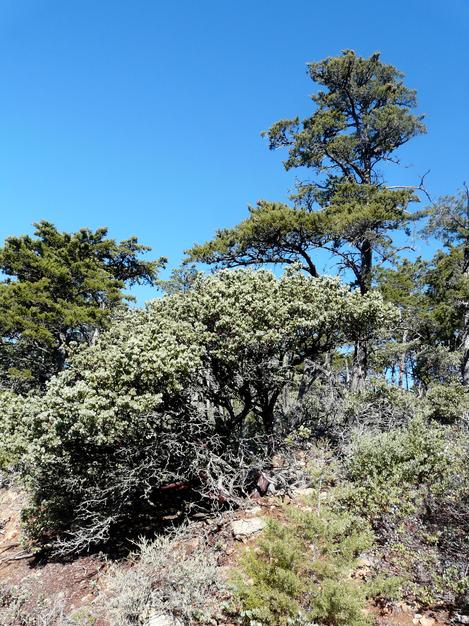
left=188, top=50, right=426, bottom=387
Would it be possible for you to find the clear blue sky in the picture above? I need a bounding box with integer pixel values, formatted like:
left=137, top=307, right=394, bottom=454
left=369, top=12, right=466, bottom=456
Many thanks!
left=0, top=0, right=468, bottom=301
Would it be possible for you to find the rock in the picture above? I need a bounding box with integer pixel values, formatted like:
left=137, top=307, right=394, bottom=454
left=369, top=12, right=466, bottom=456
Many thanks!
left=147, top=615, right=183, bottom=626
left=454, top=615, right=469, bottom=625
left=231, top=517, right=266, bottom=538
left=293, top=487, right=315, bottom=498
left=419, top=617, right=436, bottom=626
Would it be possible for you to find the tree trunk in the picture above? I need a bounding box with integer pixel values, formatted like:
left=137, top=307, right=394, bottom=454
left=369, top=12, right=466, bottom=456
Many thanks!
left=351, top=339, right=367, bottom=391
left=55, top=333, right=67, bottom=372
left=297, top=359, right=315, bottom=400
left=398, top=329, right=408, bottom=388
left=359, top=239, right=372, bottom=296
left=351, top=238, right=373, bottom=388
left=461, top=312, right=469, bottom=386
left=261, top=392, right=279, bottom=455
left=461, top=244, right=469, bottom=385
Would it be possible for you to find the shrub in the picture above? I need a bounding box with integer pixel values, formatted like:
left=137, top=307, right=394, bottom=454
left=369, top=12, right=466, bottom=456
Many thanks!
left=103, top=528, right=225, bottom=625
left=283, top=379, right=419, bottom=447
left=232, top=497, right=393, bottom=626
left=343, top=417, right=458, bottom=522
left=0, top=583, right=95, bottom=626
left=0, top=390, right=35, bottom=471
left=425, top=381, right=469, bottom=424
left=9, top=269, right=394, bottom=553
left=343, top=417, right=469, bottom=611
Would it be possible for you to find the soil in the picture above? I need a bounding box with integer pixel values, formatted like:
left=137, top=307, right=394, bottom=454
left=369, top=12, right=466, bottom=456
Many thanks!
left=0, top=485, right=456, bottom=625
left=0, top=485, right=105, bottom=617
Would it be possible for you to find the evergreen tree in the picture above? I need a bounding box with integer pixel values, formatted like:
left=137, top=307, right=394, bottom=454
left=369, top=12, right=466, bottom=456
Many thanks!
left=425, top=188, right=469, bottom=384
left=377, top=243, right=467, bottom=388
left=188, top=50, right=426, bottom=387
left=0, top=221, right=164, bottom=390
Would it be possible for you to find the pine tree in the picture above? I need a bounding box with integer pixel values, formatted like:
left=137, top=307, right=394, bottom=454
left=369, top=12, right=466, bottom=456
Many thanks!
left=188, top=50, right=426, bottom=387
left=0, top=221, right=164, bottom=390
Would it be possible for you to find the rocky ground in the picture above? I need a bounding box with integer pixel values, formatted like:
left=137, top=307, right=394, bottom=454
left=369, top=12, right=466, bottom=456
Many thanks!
left=0, top=484, right=460, bottom=626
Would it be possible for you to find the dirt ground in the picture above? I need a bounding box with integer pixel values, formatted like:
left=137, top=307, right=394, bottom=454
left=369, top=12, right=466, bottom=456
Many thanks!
left=0, top=485, right=455, bottom=625
left=0, top=486, right=105, bottom=616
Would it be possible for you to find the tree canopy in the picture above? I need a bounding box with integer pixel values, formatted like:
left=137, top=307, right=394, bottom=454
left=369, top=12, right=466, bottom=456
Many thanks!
left=0, top=221, right=165, bottom=390
left=187, top=50, right=428, bottom=386
left=188, top=51, right=426, bottom=297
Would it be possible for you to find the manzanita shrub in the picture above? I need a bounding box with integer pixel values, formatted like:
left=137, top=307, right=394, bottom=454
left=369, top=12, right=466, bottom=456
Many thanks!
left=0, top=269, right=396, bottom=553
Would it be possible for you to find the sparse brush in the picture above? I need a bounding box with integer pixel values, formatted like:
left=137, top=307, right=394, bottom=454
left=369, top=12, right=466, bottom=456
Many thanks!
left=103, top=527, right=226, bottom=625
left=0, top=583, right=96, bottom=626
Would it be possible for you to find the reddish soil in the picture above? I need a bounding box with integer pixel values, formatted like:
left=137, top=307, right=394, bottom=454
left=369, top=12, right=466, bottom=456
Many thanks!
left=0, top=485, right=455, bottom=625
left=0, top=485, right=105, bottom=616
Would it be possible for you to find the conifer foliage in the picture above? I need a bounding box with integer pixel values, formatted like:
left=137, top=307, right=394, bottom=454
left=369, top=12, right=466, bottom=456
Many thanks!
left=0, top=221, right=164, bottom=390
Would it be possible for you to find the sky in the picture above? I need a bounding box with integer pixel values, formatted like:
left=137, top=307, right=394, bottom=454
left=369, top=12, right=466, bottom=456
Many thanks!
left=0, top=0, right=468, bottom=302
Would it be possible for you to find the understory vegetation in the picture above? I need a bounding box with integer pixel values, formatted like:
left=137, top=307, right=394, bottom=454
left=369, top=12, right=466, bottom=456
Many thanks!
left=0, top=50, right=468, bottom=625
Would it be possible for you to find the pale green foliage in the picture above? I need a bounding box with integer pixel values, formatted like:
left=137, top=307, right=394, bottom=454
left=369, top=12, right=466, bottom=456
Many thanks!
left=342, top=413, right=469, bottom=609
left=5, top=269, right=395, bottom=551
left=0, top=583, right=96, bottom=626
left=0, top=390, right=35, bottom=469
left=104, top=530, right=223, bottom=625
left=344, top=417, right=464, bottom=520
left=425, top=381, right=469, bottom=423
left=425, top=189, right=469, bottom=248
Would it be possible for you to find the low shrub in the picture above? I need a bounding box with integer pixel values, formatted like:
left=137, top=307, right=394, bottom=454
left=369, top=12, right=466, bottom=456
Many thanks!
left=0, top=583, right=95, bottom=626
left=284, top=379, right=419, bottom=447
left=425, top=381, right=469, bottom=424
left=343, top=417, right=469, bottom=610
left=232, top=495, right=398, bottom=626
left=103, top=528, right=225, bottom=625
left=343, top=417, right=459, bottom=522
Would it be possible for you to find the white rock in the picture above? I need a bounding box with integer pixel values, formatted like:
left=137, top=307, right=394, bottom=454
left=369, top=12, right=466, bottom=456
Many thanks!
left=147, top=614, right=183, bottom=626
left=231, top=517, right=266, bottom=538
left=293, top=487, right=315, bottom=498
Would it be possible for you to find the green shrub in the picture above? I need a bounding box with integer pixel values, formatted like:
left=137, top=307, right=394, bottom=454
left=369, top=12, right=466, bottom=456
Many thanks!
left=343, top=416, right=469, bottom=611
left=343, top=417, right=458, bottom=521
left=233, top=497, right=394, bottom=626
left=425, top=382, right=469, bottom=424
left=8, top=269, right=393, bottom=554
left=0, top=390, right=35, bottom=472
